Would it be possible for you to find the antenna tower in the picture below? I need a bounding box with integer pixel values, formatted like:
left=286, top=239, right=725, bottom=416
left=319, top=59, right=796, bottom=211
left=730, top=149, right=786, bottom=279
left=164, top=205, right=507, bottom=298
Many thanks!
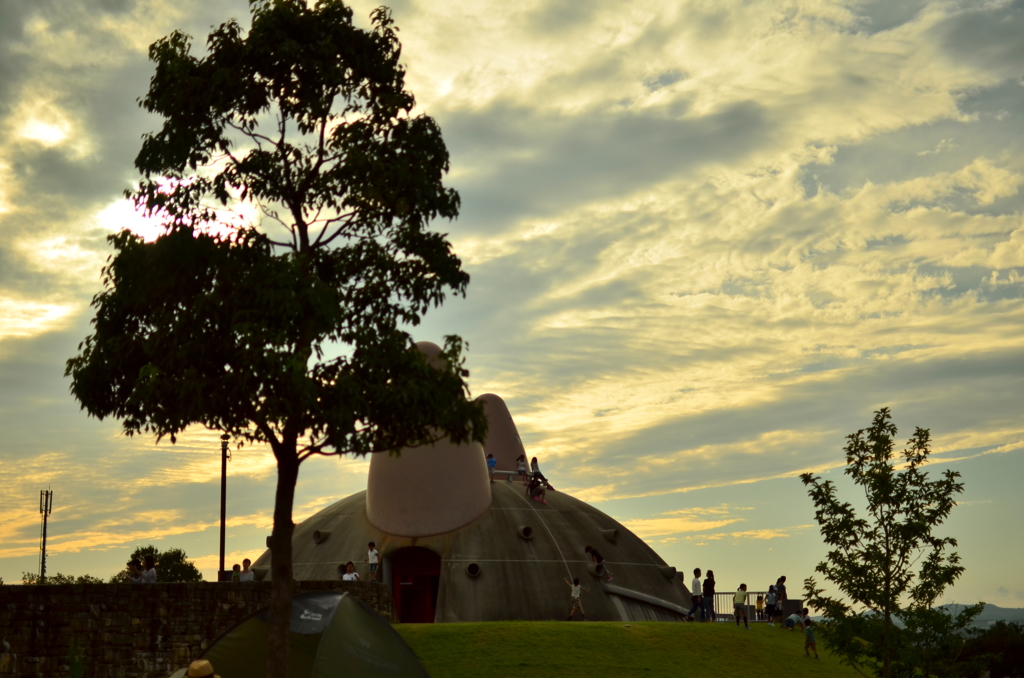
left=38, top=488, right=53, bottom=582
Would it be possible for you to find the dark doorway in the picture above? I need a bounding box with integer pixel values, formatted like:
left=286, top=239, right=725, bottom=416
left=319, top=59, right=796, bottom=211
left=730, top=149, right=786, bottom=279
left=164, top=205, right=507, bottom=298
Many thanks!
left=390, top=547, right=441, bottom=623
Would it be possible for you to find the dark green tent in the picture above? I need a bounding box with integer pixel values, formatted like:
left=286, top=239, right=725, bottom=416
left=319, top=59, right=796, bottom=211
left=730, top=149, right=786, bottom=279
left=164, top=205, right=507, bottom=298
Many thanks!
left=181, top=591, right=428, bottom=678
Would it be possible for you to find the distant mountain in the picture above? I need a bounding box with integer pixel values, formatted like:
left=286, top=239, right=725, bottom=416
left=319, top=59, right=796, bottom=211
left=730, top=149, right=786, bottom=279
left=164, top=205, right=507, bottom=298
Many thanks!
left=809, top=604, right=1024, bottom=629
left=941, top=604, right=1024, bottom=628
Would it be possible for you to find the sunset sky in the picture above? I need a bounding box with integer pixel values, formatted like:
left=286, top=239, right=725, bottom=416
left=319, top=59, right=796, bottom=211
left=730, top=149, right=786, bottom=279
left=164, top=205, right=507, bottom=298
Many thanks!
left=1, top=0, right=1022, bottom=608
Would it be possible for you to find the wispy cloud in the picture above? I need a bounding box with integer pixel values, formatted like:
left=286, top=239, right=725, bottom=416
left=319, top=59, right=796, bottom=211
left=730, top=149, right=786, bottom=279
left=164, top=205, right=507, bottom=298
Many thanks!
left=2, top=0, right=1024, bottom=603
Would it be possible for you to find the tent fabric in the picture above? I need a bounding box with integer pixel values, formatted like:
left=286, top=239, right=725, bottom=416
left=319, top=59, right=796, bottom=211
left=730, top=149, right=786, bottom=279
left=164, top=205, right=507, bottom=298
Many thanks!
left=199, top=591, right=428, bottom=678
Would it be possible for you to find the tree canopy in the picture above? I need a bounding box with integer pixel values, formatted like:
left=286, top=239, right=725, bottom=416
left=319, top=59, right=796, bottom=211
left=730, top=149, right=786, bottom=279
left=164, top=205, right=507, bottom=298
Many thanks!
left=108, top=545, right=204, bottom=583
left=21, top=572, right=105, bottom=585
left=801, top=408, right=981, bottom=678
left=66, top=2, right=485, bottom=676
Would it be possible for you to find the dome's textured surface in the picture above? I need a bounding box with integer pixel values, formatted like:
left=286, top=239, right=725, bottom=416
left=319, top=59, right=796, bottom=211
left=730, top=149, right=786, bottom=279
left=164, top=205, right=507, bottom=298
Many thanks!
left=252, top=479, right=691, bottom=623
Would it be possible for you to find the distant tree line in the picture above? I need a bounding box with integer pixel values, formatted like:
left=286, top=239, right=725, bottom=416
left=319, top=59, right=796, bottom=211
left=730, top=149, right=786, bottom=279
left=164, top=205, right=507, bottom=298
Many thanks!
left=957, top=622, right=1024, bottom=678
left=14, top=545, right=203, bottom=585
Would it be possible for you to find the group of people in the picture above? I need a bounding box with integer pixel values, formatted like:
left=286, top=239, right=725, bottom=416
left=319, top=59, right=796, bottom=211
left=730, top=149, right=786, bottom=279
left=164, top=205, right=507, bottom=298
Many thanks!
left=685, top=567, right=721, bottom=622
left=340, top=542, right=380, bottom=582
left=486, top=455, right=553, bottom=498
left=681, top=570, right=817, bottom=657
left=229, top=558, right=255, bottom=583
left=126, top=555, right=158, bottom=583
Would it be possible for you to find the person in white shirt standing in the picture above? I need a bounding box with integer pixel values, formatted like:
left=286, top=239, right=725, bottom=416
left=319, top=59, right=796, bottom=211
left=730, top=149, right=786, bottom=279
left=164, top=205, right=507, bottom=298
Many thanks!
left=140, top=555, right=157, bottom=584
left=367, top=542, right=379, bottom=582
left=563, top=577, right=590, bottom=621
left=686, top=568, right=703, bottom=621
left=342, top=561, right=360, bottom=581
left=239, top=558, right=254, bottom=582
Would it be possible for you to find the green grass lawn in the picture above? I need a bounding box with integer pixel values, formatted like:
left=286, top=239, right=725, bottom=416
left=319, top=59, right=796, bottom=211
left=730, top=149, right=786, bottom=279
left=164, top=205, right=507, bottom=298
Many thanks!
left=396, top=621, right=859, bottom=678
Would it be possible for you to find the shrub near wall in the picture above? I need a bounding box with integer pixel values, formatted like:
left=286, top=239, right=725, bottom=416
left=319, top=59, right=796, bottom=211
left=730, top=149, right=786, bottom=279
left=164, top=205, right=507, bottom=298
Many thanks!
left=0, top=581, right=396, bottom=678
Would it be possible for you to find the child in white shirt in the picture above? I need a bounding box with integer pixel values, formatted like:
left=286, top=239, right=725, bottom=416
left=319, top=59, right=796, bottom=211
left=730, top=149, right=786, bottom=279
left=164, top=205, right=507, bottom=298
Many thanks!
left=366, top=542, right=379, bottom=582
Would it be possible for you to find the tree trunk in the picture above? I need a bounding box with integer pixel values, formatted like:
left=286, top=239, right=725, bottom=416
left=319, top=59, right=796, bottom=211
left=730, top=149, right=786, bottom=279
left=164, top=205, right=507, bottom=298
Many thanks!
left=883, top=610, right=891, bottom=678
left=267, top=449, right=299, bottom=678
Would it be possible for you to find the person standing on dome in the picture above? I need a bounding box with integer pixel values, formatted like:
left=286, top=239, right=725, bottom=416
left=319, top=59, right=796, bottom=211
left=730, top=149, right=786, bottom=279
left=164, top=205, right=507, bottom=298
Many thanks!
left=367, top=542, right=379, bottom=582
left=516, top=455, right=529, bottom=484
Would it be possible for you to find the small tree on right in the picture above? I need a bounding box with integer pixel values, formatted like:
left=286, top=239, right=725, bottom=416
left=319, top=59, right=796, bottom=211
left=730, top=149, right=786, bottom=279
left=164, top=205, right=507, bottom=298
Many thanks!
left=801, top=407, right=982, bottom=678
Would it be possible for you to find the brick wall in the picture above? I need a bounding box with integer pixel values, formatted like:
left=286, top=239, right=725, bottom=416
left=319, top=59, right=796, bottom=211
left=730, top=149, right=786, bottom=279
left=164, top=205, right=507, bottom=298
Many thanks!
left=0, top=581, right=396, bottom=678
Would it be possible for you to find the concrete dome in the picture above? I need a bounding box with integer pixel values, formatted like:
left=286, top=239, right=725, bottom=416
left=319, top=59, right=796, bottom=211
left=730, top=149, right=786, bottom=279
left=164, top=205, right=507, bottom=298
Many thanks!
left=251, top=390, right=691, bottom=623
left=253, top=481, right=690, bottom=623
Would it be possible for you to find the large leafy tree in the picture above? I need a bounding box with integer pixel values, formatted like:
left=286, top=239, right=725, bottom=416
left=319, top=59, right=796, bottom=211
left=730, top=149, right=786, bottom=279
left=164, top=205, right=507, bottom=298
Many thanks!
left=801, top=408, right=981, bottom=678
left=66, top=2, right=486, bottom=676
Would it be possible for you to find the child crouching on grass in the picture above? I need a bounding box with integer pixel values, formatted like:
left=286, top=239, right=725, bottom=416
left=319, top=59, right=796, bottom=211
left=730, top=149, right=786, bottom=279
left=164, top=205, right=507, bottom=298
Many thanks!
left=805, top=619, right=819, bottom=659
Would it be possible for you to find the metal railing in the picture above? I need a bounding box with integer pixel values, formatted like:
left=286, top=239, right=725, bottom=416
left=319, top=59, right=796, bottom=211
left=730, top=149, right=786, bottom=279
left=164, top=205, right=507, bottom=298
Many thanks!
left=692, top=591, right=792, bottom=622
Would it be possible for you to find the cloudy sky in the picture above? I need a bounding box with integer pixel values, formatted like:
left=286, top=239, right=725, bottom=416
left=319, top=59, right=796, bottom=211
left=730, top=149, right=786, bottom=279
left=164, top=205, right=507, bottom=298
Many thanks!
left=1, top=0, right=1022, bottom=607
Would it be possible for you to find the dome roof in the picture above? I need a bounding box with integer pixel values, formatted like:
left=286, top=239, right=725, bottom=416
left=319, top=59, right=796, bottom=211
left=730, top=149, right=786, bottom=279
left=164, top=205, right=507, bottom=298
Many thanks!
left=252, top=478, right=690, bottom=623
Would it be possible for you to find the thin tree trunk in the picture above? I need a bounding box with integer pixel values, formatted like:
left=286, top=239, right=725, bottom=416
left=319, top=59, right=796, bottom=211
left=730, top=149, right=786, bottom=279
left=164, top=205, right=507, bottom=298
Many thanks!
left=883, top=610, right=891, bottom=678
left=267, top=449, right=299, bottom=678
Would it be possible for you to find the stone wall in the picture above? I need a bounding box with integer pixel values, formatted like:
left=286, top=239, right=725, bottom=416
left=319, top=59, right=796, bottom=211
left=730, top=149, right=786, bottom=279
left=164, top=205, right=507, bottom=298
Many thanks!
left=0, top=581, right=395, bottom=678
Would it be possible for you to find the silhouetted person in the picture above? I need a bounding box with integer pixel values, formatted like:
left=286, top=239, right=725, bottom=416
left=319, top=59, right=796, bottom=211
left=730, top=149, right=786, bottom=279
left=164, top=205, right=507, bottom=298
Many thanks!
left=140, top=555, right=157, bottom=584
left=686, top=568, right=703, bottom=621
left=585, top=545, right=612, bottom=582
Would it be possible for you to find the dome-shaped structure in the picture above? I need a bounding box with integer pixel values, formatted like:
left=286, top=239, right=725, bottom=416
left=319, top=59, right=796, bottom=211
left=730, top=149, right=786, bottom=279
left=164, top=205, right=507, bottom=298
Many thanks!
left=251, top=393, right=691, bottom=623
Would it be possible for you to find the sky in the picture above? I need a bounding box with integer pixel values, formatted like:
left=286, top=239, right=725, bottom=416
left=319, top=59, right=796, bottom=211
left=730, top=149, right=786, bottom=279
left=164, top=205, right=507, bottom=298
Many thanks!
left=0, top=0, right=1022, bottom=609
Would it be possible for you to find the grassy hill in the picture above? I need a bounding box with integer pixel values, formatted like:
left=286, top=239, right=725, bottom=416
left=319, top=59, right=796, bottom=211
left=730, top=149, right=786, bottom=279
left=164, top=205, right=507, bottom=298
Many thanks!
left=396, top=621, right=862, bottom=678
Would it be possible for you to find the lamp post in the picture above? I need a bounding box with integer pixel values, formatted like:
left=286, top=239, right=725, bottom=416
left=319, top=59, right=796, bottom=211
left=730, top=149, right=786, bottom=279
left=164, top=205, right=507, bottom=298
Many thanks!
left=39, top=488, right=53, bottom=583
left=219, top=434, right=231, bottom=582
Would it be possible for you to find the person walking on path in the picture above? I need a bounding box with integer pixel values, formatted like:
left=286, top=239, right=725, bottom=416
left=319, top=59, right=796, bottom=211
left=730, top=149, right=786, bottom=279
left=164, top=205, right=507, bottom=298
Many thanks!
left=486, top=453, right=497, bottom=483
left=734, top=583, right=750, bottom=629
left=686, top=568, right=703, bottom=621
left=585, top=545, right=613, bottom=582
left=564, top=577, right=590, bottom=621
left=702, top=570, right=717, bottom=621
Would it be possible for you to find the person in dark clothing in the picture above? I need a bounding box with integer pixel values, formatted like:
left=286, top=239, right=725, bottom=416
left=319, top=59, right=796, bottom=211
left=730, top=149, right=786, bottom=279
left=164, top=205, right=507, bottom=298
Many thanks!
left=530, top=457, right=554, bottom=490
left=528, top=476, right=548, bottom=504
left=585, top=545, right=613, bottom=582
left=702, top=570, right=717, bottom=621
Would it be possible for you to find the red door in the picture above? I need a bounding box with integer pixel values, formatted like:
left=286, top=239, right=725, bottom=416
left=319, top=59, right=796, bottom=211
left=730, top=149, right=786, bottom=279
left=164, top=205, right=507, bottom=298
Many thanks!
left=390, top=547, right=441, bottom=623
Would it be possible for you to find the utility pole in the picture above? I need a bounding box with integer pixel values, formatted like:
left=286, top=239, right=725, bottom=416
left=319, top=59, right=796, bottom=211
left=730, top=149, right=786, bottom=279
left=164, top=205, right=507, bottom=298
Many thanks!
left=38, top=488, right=53, bottom=582
left=219, top=434, right=231, bottom=582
